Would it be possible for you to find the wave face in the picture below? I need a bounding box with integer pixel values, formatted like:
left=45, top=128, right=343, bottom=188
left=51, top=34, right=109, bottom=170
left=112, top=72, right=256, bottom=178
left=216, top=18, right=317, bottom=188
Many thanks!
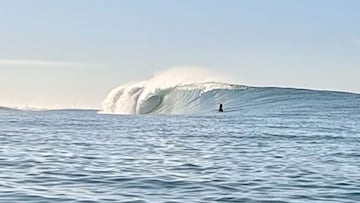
left=101, top=69, right=360, bottom=115
left=102, top=81, right=247, bottom=114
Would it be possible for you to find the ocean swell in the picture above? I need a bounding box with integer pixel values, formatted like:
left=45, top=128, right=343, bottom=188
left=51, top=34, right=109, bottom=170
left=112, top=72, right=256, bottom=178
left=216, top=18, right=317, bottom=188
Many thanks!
left=101, top=69, right=360, bottom=115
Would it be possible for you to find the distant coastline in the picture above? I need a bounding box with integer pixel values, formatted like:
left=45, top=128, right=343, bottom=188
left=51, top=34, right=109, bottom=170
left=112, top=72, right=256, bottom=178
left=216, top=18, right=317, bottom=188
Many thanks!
left=0, top=106, right=98, bottom=112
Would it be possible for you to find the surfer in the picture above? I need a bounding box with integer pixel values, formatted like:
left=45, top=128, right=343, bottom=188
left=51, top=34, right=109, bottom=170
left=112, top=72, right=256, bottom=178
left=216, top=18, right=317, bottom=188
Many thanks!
left=218, top=104, right=223, bottom=112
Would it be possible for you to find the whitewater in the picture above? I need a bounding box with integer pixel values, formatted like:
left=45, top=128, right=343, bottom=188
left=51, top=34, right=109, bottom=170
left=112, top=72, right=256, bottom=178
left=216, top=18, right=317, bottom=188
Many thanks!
left=1, top=69, right=360, bottom=202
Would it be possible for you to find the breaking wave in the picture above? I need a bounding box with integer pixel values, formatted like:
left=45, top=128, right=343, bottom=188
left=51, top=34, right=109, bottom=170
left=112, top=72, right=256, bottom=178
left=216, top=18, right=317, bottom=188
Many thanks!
left=102, top=81, right=247, bottom=114
left=101, top=69, right=360, bottom=115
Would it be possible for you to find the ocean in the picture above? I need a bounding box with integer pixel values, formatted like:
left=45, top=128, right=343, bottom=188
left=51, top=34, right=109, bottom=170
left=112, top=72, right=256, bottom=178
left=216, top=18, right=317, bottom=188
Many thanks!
left=1, top=82, right=360, bottom=202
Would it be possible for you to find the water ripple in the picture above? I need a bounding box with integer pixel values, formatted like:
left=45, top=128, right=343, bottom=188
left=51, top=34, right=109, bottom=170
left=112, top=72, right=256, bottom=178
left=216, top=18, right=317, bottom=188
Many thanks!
left=0, top=110, right=360, bottom=202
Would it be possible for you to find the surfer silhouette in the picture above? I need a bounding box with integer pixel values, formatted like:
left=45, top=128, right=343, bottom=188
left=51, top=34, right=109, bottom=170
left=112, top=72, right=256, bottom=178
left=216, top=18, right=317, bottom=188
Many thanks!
left=218, top=104, right=223, bottom=112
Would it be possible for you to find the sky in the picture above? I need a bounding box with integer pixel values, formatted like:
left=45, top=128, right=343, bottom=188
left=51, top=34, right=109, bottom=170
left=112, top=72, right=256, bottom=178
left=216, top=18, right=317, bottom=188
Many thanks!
left=0, top=0, right=359, bottom=109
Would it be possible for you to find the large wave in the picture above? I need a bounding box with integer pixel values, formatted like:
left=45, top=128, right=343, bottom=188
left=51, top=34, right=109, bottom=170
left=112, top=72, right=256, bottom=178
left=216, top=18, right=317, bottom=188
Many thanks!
left=101, top=68, right=234, bottom=114
left=101, top=68, right=360, bottom=115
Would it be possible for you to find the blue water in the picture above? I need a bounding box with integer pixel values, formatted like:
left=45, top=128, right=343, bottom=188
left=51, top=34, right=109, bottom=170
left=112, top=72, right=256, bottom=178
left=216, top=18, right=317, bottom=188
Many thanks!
left=1, top=86, right=360, bottom=202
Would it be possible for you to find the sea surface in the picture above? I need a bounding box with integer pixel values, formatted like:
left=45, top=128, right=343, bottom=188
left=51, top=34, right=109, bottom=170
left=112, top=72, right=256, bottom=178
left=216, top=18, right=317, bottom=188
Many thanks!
left=1, top=86, right=360, bottom=203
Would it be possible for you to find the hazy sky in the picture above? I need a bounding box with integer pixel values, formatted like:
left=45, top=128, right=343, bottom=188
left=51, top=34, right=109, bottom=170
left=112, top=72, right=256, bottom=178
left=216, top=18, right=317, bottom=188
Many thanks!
left=0, top=0, right=359, bottom=109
